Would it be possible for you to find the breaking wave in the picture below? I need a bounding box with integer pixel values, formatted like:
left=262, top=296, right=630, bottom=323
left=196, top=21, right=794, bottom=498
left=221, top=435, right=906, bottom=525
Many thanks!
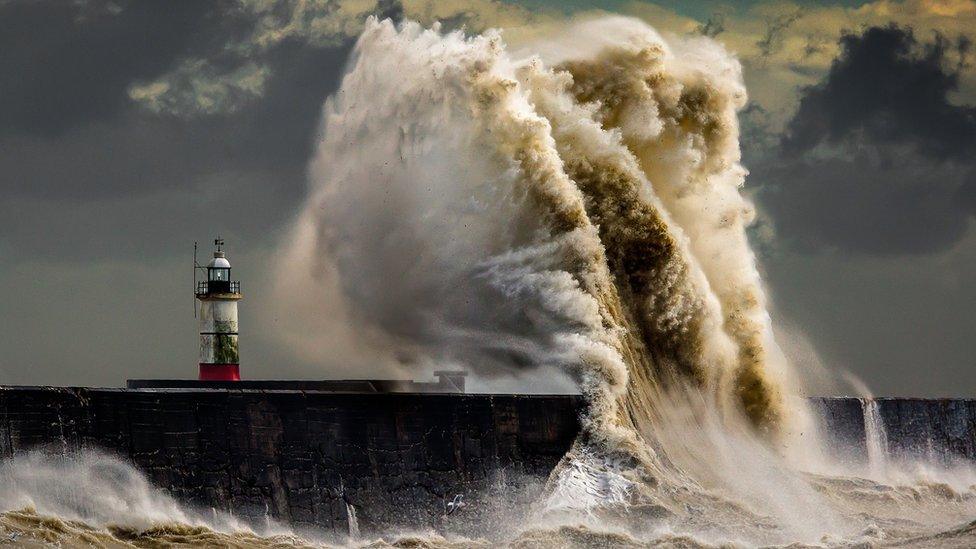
left=0, top=450, right=316, bottom=547
left=267, top=15, right=976, bottom=547
left=282, top=11, right=814, bottom=525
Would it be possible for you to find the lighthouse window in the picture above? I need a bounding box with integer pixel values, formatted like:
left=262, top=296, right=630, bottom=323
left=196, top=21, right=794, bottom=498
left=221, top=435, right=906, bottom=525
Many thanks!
left=210, top=268, right=229, bottom=282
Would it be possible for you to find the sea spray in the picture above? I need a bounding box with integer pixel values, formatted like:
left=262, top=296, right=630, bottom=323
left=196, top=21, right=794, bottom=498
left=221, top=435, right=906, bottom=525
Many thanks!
left=286, top=16, right=792, bottom=436
left=273, top=15, right=840, bottom=540
left=0, top=450, right=209, bottom=529
left=863, top=398, right=890, bottom=479
left=346, top=502, right=360, bottom=539
left=0, top=450, right=313, bottom=547
left=267, top=15, right=976, bottom=547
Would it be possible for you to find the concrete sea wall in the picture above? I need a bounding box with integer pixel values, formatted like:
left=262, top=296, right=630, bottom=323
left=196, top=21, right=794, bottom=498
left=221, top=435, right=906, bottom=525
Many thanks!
left=813, top=397, right=976, bottom=467
left=2, top=387, right=976, bottom=536
left=0, top=387, right=582, bottom=537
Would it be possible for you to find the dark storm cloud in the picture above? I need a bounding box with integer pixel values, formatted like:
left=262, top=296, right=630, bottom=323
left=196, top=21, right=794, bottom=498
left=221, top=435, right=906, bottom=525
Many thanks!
left=783, top=26, right=976, bottom=160
left=755, top=25, right=976, bottom=255
left=0, top=0, right=246, bottom=137
left=0, top=0, right=358, bottom=260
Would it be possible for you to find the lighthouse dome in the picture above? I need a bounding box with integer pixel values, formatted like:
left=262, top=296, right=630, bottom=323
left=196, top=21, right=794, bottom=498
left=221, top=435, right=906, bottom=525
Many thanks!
left=208, top=253, right=231, bottom=268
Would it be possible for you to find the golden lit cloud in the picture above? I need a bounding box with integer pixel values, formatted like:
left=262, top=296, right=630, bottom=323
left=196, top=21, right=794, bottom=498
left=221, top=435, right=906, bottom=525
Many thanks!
left=126, top=0, right=976, bottom=119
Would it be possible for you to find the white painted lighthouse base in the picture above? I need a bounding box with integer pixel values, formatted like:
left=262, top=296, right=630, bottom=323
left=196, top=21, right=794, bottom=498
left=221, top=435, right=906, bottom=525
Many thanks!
left=197, top=296, right=241, bottom=380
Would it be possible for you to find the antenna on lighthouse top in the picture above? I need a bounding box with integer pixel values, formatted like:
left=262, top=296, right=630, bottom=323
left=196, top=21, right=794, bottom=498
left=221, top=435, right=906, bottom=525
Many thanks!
left=214, top=236, right=224, bottom=252
left=192, top=241, right=209, bottom=317
left=193, top=241, right=199, bottom=318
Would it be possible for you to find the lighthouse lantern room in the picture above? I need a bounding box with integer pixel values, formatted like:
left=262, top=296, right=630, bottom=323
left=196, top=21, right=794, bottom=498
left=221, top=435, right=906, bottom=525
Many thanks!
left=195, top=238, right=242, bottom=381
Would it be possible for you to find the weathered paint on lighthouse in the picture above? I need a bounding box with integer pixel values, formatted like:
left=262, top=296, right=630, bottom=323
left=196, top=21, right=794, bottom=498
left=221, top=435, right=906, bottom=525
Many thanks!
left=198, top=299, right=240, bottom=364
left=196, top=239, right=242, bottom=381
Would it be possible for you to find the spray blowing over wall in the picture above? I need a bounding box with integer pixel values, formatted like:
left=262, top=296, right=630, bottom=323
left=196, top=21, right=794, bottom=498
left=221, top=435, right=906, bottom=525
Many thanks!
left=279, top=14, right=792, bottom=431
left=271, top=12, right=794, bottom=519
left=272, top=16, right=976, bottom=545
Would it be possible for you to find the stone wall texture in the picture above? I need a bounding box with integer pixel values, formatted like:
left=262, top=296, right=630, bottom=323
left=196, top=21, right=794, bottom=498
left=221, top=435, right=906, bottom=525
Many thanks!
left=813, top=397, right=976, bottom=466
left=3, top=388, right=976, bottom=537
left=0, top=387, right=583, bottom=536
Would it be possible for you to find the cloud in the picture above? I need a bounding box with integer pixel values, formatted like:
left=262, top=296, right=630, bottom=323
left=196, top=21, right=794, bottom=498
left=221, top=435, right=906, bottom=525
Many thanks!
left=121, top=0, right=385, bottom=117
left=128, top=61, right=269, bottom=116
left=0, top=3, right=349, bottom=262
left=0, top=0, right=555, bottom=258
left=0, top=0, right=242, bottom=136
left=755, top=25, right=976, bottom=255
left=784, top=25, right=975, bottom=159
left=0, top=38, right=352, bottom=200
left=622, top=0, right=976, bottom=123
left=756, top=8, right=804, bottom=59
left=6, top=0, right=975, bottom=255
left=125, top=0, right=544, bottom=117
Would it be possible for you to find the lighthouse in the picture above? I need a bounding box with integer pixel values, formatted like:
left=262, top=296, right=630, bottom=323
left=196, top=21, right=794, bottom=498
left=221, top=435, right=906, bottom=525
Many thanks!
left=195, top=238, right=242, bottom=381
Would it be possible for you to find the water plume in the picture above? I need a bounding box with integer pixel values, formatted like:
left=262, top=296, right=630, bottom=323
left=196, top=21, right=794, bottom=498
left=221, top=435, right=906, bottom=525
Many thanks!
left=272, top=11, right=798, bottom=519
left=270, top=14, right=976, bottom=547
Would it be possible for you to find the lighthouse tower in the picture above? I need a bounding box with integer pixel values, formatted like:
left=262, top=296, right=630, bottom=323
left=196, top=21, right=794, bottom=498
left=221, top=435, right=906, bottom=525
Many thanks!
left=195, top=238, right=242, bottom=381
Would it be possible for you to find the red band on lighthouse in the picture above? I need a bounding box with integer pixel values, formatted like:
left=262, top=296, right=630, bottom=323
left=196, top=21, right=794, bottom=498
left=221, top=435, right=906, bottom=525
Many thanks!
left=199, top=363, right=241, bottom=381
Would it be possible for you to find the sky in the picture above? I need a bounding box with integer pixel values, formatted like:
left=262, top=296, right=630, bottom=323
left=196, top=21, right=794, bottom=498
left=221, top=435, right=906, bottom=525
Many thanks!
left=1, top=0, right=975, bottom=396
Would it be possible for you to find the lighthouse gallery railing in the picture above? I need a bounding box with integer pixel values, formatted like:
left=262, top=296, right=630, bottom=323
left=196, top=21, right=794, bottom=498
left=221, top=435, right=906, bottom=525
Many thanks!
left=196, top=280, right=241, bottom=296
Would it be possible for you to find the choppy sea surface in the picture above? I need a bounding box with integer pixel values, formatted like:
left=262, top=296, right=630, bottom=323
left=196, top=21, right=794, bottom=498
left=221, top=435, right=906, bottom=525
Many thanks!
left=3, top=449, right=976, bottom=549
left=3, top=507, right=976, bottom=548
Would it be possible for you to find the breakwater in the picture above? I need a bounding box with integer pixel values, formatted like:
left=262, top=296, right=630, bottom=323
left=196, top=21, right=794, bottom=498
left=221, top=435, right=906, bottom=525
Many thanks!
left=0, top=387, right=581, bottom=537
left=812, top=397, right=976, bottom=467
left=1, top=387, right=975, bottom=536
